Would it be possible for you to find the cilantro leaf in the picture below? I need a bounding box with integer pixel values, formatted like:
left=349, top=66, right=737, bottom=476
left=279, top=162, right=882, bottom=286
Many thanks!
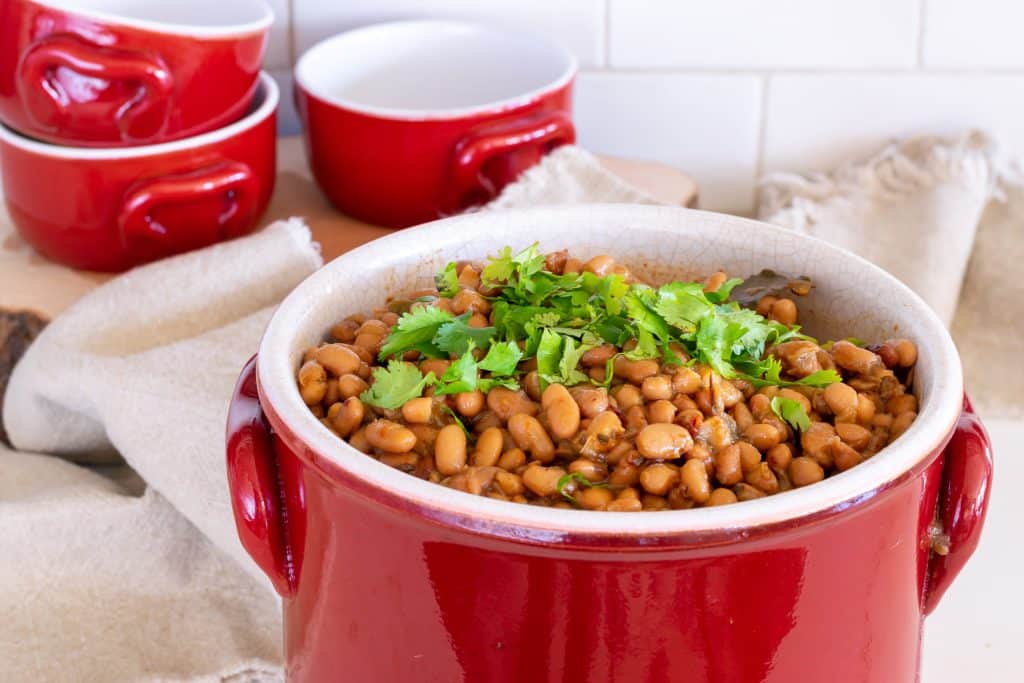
left=435, top=314, right=496, bottom=356
left=654, top=281, right=714, bottom=331
left=478, top=340, right=523, bottom=376
left=791, top=369, right=842, bottom=388
left=556, top=336, right=593, bottom=386
left=535, top=329, right=563, bottom=383
left=479, top=377, right=520, bottom=392
left=770, top=396, right=812, bottom=432
left=360, top=361, right=435, bottom=409
left=378, top=306, right=453, bottom=360
left=435, top=347, right=479, bottom=395
left=435, top=262, right=460, bottom=297
left=556, top=472, right=608, bottom=504
left=440, top=405, right=472, bottom=439
left=705, top=277, right=744, bottom=303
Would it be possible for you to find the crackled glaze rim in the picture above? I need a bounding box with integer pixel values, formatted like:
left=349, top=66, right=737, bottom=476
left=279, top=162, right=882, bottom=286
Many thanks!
left=258, top=205, right=963, bottom=535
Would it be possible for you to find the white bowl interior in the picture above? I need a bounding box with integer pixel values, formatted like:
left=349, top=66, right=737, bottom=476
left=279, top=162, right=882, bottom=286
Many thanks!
left=295, top=20, right=576, bottom=118
left=259, top=205, right=963, bottom=536
left=34, top=0, right=272, bottom=34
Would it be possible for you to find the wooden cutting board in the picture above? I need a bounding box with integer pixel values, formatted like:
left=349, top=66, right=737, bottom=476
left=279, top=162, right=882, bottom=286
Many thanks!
left=0, top=136, right=697, bottom=319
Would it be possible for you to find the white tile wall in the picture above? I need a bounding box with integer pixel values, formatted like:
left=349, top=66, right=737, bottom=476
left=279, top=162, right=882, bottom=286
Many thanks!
left=609, top=0, right=919, bottom=69
left=575, top=73, right=762, bottom=213
left=264, top=0, right=1024, bottom=214
left=923, top=0, right=1024, bottom=68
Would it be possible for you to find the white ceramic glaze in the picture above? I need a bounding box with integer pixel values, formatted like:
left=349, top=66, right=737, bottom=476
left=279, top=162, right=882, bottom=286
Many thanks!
left=31, top=0, right=273, bottom=36
left=294, top=20, right=577, bottom=120
left=258, top=205, right=963, bottom=535
left=0, top=73, right=279, bottom=159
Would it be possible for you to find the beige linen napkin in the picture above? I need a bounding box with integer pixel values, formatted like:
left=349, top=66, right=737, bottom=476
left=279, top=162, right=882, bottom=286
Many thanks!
left=758, top=131, right=1022, bottom=417
left=3, top=219, right=322, bottom=682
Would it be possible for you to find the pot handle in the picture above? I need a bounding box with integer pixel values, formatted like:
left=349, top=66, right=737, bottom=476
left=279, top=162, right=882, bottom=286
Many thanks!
left=923, top=395, right=993, bottom=615
left=226, top=355, right=295, bottom=597
left=451, top=110, right=575, bottom=206
left=18, top=33, right=173, bottom=142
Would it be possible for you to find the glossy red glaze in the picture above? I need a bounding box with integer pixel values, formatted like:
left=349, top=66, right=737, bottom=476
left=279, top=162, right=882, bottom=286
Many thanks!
left=226, top=356, right=993, bottom=682
left=0, top=0, right=269, bottom=146
left=0, top=73, right=277, bottom=271
left=296, top=77, right=574, bottom=228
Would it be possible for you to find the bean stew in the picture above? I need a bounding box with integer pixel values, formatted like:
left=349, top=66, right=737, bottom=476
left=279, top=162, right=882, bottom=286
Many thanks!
left=296, top=245, right=919, bottom=511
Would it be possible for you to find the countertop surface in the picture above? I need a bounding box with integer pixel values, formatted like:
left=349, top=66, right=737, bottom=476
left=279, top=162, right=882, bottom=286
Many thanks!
left=0, top=137, right=1015, bottom=681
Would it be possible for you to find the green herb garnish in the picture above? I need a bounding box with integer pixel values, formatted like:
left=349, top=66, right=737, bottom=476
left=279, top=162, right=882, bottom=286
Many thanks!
left=770, top=396, right=812, bottom=433
left=359, top=361, right=436, bottom=409
left=556, top=472, right=608, bottom=504
left=435, top=262, right=460, bottom=297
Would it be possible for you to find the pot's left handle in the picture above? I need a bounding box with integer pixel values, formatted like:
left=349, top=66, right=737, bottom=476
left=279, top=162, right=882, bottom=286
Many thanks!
left=924, top=395, right=993, bottom=614
left=226, top=355, right=295, bottom=597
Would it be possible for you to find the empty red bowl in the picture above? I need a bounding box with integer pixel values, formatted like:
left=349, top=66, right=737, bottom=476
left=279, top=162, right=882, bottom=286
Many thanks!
left=295, top=21, right=577, bottom=228
left=0, top=72, right=278, bottom=272
left=0, top=0, right=272, bottom=146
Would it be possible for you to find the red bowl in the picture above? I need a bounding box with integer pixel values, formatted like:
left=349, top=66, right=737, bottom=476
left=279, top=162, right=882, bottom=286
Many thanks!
left=0, top=0, right=272, bottom=146
left=0, top=72, right=278, bottom=272
left=227, top=206, right=992, bottom=682
left=295, top=21, right=577, bottom=228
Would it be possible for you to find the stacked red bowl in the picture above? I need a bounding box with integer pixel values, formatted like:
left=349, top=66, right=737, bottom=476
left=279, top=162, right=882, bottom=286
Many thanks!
left=0, top=0, right=277, bottom=271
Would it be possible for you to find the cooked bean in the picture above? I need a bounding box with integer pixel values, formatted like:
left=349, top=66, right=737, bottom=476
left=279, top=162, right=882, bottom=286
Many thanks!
left=647, top=399, right=677, bottom=424
left=451, top=289, right=490, bottom=315
left=401, top=397, right=433, bottom=424
left=586, top=411, right=625, bottom=449
left=298, top=361, right=328, bottom=405
left=522, top=371, right=542, bottom=401
left=636, top=423, right=693, bottom=460
left=891, top=411, right=916, bottom=438
left=330, top=320, right=360, bottom=343
left=699, top=415, right=735, bottom=452
left=732, top=402, right=754, bottom=433
left=831, top=440, right=862, bottom=472
left=497, top=448, right=527, bottom=471
left=366, top=420, right=417, bottom=453
left=508, top=414, right=556, bottom=462
left=348, top=427, right=371, bottom=453
left=893, top=339, right=917, bottom=367
left=611, top=384, right=642, bottom=410
left=774, top=340, right=823, bottom=378
left=435, top=424, right=468, bottom=475
left=745, top=462, right=779, bottom=494
left=856, top=393, right=877, bottom=425
left=579, top=486, right=614, bottom=510
left=613, top=356, right=660, bottom=385
left=487, top=387, right=539, bottom=421
left=606, top=498, right=643, bottom=512
left=789, top=456, right=825, bottom=487
left=801, top=422, right=837, bottom=468
left=379, top=452, right=417, bottom=468
left=419, top=359, right=450, bottom=377
left=494, top=471, right=525, bottom=496
left=570, top=386, right=609, bottom=418
left=641, top=375, right=673, bottom=401
left=733, top=482, right=766, bottom=501
left=581, top=344, right=616, bottom=367
left=680, top=458, right=711, bottom=503
left=624, top=405, right=648, bottom=434
left=472, top=428, right=504, bottom=467
left=770, top=298, right=798, bottom=325
left=324, top=379, right=342, bottom=406
left=542, top=383, right=581, bottom=440
left=744, top=423, right=781, bottom=451
left=337, top=374, right=369, bottom=399
left=714, top=444, right=743, bottom=485
left=450, top=390, right=483, bottom=417
left=315, top=344, right=362, bottom=376
left=568, top=457, right=607, bottom=482
left=445, top=466, right=499, bottom=496
left=672, top=367, right=702, bottom=395
left=778, top=388, right=811, bottom=414
left=583, top=254, right=615, bottom=276
left=707, top=488, right=738, bottom=506
left=703, top=270, right=727, bottom=292
left=608, top=460, right=641, bottom=487
left=756, top=295, right=777, bottom=317
left=831, top=341, right=882, bottom=375
left=766, top=443, right=793, bottom=472
left=823, top=382, right=858, bottom=419
left=521, top=464, right=566, bottom=497
left=327, top=397, right=365, bottom=438
left=640, top=463, right=680, bottom=496
left=642, top=494, right=670, bottom=511
left=887, top=393, right=917, bottom=415
left=836, top=422, right=871, bottom=450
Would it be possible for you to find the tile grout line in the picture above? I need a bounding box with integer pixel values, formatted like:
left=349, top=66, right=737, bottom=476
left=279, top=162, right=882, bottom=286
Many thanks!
left=753, top=75, right=770, bottom=209
left=287, top=0, right=297, bottom=66
left=577, top=66, right=1024, bottom=77
left=917, top=0, right=928, bottom=68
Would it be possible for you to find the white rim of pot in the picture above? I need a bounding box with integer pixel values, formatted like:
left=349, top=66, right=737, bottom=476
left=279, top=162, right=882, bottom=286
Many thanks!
left=27, top=0, right=273, bottom=37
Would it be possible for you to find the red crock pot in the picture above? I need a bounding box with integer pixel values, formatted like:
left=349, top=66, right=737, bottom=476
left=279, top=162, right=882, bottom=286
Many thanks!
left=0, top=72, right=278, bottom=272
left=226, top=205, right=992, bottom=682
left=0, top=0, right=272, bottom=146
left=294, top=21, right=576, bottom=228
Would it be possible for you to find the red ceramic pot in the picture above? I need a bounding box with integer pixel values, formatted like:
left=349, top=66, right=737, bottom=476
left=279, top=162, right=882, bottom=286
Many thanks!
left=0, top=72, right=278, bottom=272
left=226, top=206, right=993, bottom=682
left=0, top=0, right=271, bottom=146
left=294, top=21, right=577, bottom=228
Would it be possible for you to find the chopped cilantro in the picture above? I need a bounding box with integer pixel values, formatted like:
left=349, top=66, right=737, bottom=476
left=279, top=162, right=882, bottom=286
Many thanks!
left=378, top=306, right=453, bottom=360
left=360, top=361, right=435, bottom=409
left=434, top=346, right=480, bottom=395
left=435, top=314, right=496, bottom=356
left=478, top=340, right=523, bottom=376
left=435, top=262, right=460, bottom=297
left=556, top=472, right=608, bottom=504
left=770, top=396, right=812, bottom=433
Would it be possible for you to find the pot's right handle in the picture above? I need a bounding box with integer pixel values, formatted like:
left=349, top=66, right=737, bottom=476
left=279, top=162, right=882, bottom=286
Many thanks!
left=226, top=355, right=295, bottom=597
left=923, top=395, right=993, bottom=615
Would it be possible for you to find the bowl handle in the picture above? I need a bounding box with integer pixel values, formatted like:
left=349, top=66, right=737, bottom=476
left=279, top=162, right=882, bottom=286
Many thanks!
left=118, top=161, right=259, bottom=257
left=923, top=394, right=993, bottom=614
left=17, top=33, right=173, bottom=142
left=226, top=355, right=295, bottom=597
left=451, top=110, right=575, bottom=209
